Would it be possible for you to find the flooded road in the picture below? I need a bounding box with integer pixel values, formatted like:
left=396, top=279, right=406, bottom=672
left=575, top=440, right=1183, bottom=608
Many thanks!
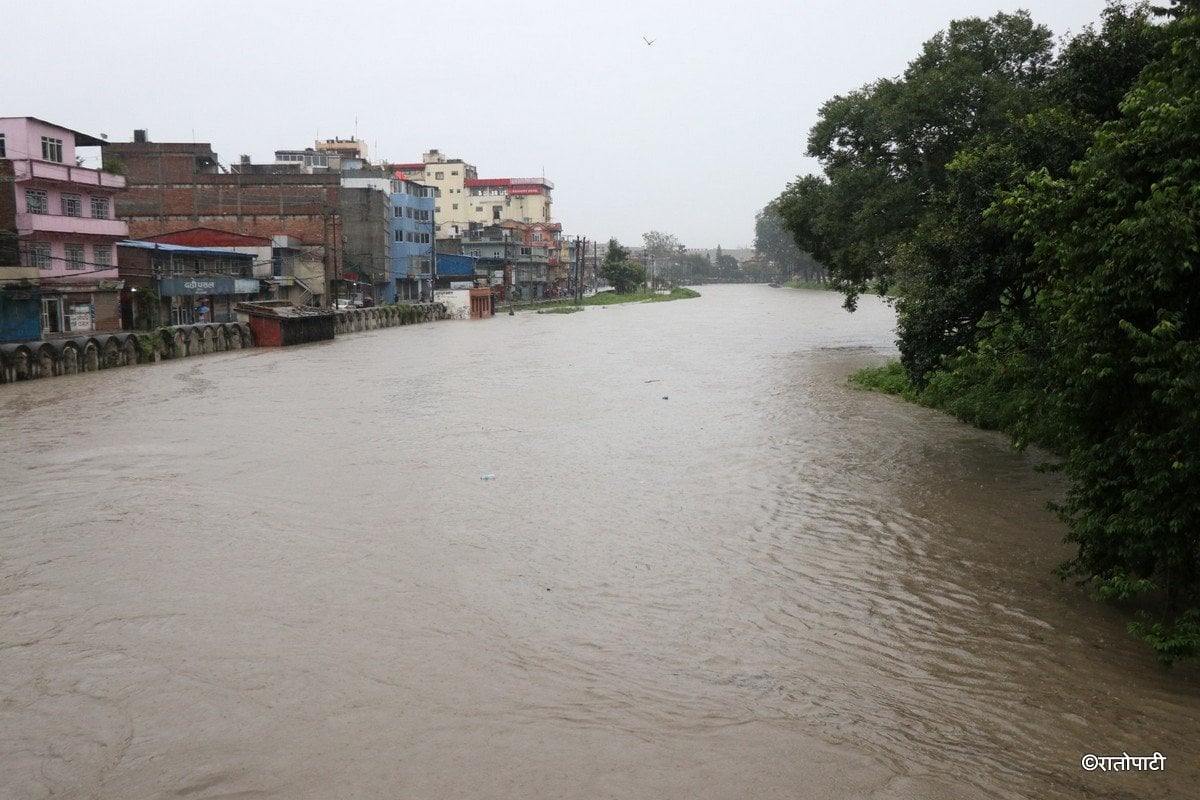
left=1, top=284, right=1196, bottom=799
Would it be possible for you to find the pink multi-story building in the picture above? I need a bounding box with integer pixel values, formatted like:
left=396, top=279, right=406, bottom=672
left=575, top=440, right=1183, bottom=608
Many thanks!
left=0, top=117, right=128, bottom=336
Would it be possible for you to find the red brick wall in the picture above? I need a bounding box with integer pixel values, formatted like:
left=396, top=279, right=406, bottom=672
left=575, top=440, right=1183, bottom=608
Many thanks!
left=110, top=146, right=349, bottom=291
left=0, top=160, right=17, bottom=265
left=106, top=142, right=219, bottom=184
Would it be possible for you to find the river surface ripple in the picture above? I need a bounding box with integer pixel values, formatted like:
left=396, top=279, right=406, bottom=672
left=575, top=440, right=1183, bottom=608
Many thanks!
left=1, top=285, right=1196, bottom=799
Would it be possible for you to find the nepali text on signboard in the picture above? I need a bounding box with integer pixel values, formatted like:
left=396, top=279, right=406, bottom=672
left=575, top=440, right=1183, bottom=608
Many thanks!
left=158, top=277, right=261, bottom=296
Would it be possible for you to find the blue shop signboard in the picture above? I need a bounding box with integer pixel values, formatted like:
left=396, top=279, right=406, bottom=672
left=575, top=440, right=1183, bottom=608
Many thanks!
left=158, top=277, right=259, bottom=296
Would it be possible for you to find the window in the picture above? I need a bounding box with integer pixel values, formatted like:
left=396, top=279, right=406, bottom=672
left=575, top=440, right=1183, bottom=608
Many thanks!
left=28, top=242, right=52, bottom=270
left=93, top=245, right=112, bottom=269
left=41, top=136, right=64, bottom=163
left=91, top=196, right=110, bottom=219
left=0, top=133, right=5, bottom=157
left=395, top=230, right=402, bottom=242
left=65, top=244, right=86, bottom=270
left=451, top=170, right=459, bottom=176
left=25, top=189, right=49, bottom=214
left=492, top=206, right=502, bottom=221
left=452, top=203, right=458, bottom=210
left=61, top=194, right=83, bottom=217
left=435, top=171, right=444, bottom=180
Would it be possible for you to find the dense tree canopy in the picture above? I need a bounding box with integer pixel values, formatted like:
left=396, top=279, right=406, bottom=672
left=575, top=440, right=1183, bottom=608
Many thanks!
left=1000, top=2, right=1200, bottom=660
left=766, top=1, right=1197, bottom=662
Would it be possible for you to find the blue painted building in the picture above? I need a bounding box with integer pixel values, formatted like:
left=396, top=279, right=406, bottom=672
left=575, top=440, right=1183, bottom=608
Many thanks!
left=389, top=176, right=435, bottom=303
left=433, top=253, right=481, bottom=288
left=340, top=173, right=435, bottom=304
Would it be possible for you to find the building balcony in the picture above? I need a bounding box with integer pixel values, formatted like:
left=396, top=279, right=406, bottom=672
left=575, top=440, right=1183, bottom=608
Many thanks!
left=15, top=211, right=130, bottom=239
left=15, top=159, right=126, bottom=189
left=462, top=232, right=508, bottom=243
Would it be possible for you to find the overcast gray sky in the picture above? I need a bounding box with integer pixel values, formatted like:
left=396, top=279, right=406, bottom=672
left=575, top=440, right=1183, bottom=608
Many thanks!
left=6, top=0, right=1113, bottom=249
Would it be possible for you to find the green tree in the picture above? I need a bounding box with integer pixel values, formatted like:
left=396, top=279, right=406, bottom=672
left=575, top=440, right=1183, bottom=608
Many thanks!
left=600, top=238, right=645, bottom=293
left=642, top=231, right=682, bottom=287
left=680, top=253, right=712, bottom=282
left=601, top=261, right=646, bottom=294
left=796, top=11, right=1054, bottom=306
left=1047, top=1, right=1169, bottom=123
left=1002, top=1, right=1200, bottom=662
left=715, top=252, right=740, bottom=281
left=741, top=260, right=773, bottom=283
left=755, top=202, right=826, bottom=282
left=603, top=238, right=629, bottom=268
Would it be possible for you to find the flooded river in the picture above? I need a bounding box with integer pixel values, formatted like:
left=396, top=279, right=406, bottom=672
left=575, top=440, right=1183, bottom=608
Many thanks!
left=1, top=284, right=1196, bottom=799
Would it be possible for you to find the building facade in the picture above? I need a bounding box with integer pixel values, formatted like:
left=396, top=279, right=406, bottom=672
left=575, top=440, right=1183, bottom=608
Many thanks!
left=107, top=131, right=341, bottom=305
left=391, top=149, right=477, bottom=239
left=390, top=149, right=561, bottom=296
left=391, top=150, right=555, bottom=237
left=340, top=173, right=436, bottom=303
left=132, top=227, right=322, bottom=308
left=0, top=117, right=129, bottom=340
left=117, top=240, right=258, bottom=327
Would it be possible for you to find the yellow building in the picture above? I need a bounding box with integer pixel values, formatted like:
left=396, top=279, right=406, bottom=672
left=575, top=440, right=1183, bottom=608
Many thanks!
left=391, top=149, right=554, bottom=239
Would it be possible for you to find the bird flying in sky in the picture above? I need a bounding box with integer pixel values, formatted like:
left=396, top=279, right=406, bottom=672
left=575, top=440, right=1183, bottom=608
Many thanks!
left=643, top=36, right=656, bottom=45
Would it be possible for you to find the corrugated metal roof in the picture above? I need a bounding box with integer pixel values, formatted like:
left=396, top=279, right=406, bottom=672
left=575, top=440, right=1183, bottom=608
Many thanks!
left=118, top=241, right=256, bottom=260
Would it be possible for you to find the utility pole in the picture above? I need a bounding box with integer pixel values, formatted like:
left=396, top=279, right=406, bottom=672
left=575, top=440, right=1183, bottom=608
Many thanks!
left=575, top=236, right=582, bottom=304
left=504, top=229, right=512, bottom=313
left=429, top=189, right=437, bottom=304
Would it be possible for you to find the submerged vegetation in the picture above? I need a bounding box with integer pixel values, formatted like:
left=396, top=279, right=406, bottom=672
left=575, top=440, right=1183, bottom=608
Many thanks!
left=775, top=1, right=1199, bottom=663
left=534, top=287, right=701, bottom=312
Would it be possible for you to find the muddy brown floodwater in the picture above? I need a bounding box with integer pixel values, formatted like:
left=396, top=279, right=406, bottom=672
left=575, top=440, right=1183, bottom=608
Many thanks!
left=1, top=284, right=1196, bottom=799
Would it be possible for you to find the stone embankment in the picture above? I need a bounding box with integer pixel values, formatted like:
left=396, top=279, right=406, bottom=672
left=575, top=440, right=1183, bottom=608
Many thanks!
left=0, top=303, right=446, bottom=385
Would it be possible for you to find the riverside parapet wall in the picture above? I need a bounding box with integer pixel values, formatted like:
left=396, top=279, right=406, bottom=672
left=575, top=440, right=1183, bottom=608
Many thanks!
left=0, top=303, right=447, bottom=384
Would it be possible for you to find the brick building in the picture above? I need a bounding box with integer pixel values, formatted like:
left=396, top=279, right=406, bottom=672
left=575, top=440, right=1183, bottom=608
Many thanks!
left=106, top=131, right=341, bottom=304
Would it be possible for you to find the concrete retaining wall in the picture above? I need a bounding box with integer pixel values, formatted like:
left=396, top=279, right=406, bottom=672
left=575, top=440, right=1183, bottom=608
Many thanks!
left=0, top=303, right=448, bottom=384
